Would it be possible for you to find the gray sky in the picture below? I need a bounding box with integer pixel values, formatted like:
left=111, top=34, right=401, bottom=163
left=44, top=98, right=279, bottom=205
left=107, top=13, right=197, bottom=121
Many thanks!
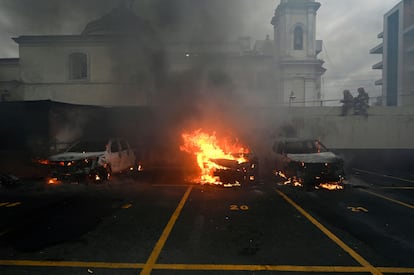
left=0, top=0, right=402, bottom=104
left=316, top=0, right=401, bottom=104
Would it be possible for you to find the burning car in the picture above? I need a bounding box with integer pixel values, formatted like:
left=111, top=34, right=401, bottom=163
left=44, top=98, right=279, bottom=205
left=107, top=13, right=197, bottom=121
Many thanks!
left=211, top=153, right=258, bottom=187
left=273, top=138, right=344, bottom=190
left=46, top=138, right=137, bottom=184
left=180, top=129, right=258, bottom=187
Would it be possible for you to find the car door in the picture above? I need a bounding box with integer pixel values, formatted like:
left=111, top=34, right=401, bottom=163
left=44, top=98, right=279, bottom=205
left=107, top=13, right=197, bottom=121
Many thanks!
left=119, top=138, right=133, bottom=171
left=108, top=139, right=122, bottom=173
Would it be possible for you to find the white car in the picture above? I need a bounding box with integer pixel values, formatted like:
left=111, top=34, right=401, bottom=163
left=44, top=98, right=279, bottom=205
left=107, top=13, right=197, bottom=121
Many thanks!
left=273, top=138, right=345, bottom=189
left=47, top=138, right=137, bottom=183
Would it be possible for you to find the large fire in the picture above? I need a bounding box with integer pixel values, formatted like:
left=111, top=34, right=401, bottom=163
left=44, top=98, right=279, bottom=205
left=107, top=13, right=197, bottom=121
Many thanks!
left=180, top=129, right=249, bottom=185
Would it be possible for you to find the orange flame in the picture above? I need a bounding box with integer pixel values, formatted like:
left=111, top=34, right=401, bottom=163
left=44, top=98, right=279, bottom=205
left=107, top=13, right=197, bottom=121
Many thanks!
left=37, top=159, right=50, bottom=165
left=47, top=177, right=61, bottom=185
left=317, top=182, right=344, bottom=190
left=180, top=129, right=249, bottom=184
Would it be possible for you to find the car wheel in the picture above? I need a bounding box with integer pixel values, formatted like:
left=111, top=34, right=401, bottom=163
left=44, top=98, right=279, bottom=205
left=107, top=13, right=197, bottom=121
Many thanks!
left=129, top=162, right=141, bottom=180
left=91, top=165, right=111, bottom=184
left=104, top=165, right=112, bottom=182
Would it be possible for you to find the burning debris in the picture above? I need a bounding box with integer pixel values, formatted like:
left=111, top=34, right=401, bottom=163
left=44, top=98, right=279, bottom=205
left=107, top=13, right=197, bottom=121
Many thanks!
left=316, top=181, right=344, bottom=190
left=276, top=170, right=344, bottom=190
left=275, top=171, right=303, bottom=187
left=47, top=177, right=61, bottom=185
left=180, top=129, right=257, bottom=186
left=273, top=139, right=345, bottom=191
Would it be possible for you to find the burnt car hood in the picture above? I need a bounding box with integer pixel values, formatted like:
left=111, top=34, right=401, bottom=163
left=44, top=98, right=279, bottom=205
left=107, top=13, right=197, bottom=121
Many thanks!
left=211, top=158, right=242, bottom=169
left=48, top=151, right=104, bottom=162
left=287, top=152, right=340, bottom=163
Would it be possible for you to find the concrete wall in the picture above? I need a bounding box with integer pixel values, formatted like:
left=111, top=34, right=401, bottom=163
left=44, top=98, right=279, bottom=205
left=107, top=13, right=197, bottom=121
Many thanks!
left=0, top=62, right=19, bottom=81
left=248, top=105, right=414, bottom=171
left=259, top=106, right=414, bottom=149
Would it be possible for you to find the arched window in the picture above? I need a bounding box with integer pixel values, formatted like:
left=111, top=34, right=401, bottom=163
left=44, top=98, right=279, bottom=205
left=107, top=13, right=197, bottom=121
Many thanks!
left=69, top=52, right=88, bottom=80
left=293, top=26, right=303, bottom=50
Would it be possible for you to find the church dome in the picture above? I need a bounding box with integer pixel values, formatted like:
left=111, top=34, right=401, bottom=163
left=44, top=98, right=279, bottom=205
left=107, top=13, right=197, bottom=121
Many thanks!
left=82, top=3, right=155, bottom=36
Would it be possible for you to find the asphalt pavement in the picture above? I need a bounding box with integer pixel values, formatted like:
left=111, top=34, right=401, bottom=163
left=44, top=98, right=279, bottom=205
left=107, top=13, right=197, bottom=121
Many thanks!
left=0, top=170, right=413, bottom=274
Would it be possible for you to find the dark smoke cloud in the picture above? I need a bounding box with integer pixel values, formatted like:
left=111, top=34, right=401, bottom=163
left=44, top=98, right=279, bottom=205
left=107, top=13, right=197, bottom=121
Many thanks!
left=1, top=0, right=276, bottom=164
left=142, top=0, right=246, bottom=42
left=1, top=0, right=116, bottom=34
left=2, top=0, right=250, bottom=39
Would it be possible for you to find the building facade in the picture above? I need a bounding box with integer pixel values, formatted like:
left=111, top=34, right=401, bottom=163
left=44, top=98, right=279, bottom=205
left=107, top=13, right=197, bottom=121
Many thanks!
left=0, top=0, right=325, bottom=107
left=371, top=0, right=414, bottom=106
left=272, top=0, right=325, bottom=106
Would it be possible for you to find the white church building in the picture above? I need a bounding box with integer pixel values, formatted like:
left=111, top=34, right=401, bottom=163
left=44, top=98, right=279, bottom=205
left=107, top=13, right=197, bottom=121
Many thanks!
left=0, top=0, right=325, bottom=107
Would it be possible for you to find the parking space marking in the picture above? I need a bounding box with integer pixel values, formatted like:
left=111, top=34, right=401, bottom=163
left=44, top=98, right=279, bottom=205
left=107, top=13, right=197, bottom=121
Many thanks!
left=121, top=203, right=132, bottom=209
left=155, top=263, right=368, bottom=272
left=1, top=260, right=414, bottom=273
left=155, top=264, right=414, bottom=273
left=347, top=206, right=369, bottom=213
left=0, top=202, right=21, bottom=208
left=6, top=202, right=22, bottom=207
left=0, top=259, right=143, bottom=269
left=1, top=186, right=413, bottom=274
left=354, top=169, right=414, bottom=184
left=275, top=189, right=382, bottom=275
left=230, top=204, right=249, bottom=211
left=361, top=189, right=414, bottom=209
left=378, top=267, right=414, bottom=273
left=140, top=185, right=193, bottom=275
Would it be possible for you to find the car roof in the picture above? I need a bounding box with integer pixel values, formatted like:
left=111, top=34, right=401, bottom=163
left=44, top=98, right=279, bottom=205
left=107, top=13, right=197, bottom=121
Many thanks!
left=74, top=137, right=123, bottom=143
left=276, top=138, right=319, bottom=143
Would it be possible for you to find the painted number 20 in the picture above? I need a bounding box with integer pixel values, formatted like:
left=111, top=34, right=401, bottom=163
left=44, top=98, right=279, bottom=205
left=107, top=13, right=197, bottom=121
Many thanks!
left=230, top=205, right=249, bottom=211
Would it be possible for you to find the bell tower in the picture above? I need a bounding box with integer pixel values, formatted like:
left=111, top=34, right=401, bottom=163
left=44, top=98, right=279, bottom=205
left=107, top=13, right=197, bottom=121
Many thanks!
left=271, top=0, right=326, bottom=106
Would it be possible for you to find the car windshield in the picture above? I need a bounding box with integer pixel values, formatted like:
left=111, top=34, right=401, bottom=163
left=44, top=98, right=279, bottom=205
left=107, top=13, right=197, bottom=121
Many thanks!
left=66, top=140, right=108, bottom=153
left=285, top=140, right=328, bottom=154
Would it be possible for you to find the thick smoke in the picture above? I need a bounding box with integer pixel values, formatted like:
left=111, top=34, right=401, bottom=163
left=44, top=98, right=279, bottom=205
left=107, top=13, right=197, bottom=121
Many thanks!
left=1, top=0, right=114, bottom=34
left=131, top=0, right=270, bottom=165
left=3, top=0, right=276, bottom=166
left=2, top=0, right=252, bottom=38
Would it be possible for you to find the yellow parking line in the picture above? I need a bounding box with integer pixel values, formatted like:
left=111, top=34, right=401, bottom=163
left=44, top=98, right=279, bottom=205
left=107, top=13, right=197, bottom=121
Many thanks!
left=158, top=264, right=414, bottom=273
left=2, top=260, right=414, bottom=273
left=155, top=263, right=368, bottom=272
left=140, top=185, right=193, bottom=275
left=378, top=267, right=414, bottom=273
left=5, top=202, right=22, bottom=207
left=275, top=189, right=382, bottom=275
left=0, top=260, right=143, bottom=269
left=361, top=189, right=414, bottom=209
left=121, top=203, right=132, bottom=209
